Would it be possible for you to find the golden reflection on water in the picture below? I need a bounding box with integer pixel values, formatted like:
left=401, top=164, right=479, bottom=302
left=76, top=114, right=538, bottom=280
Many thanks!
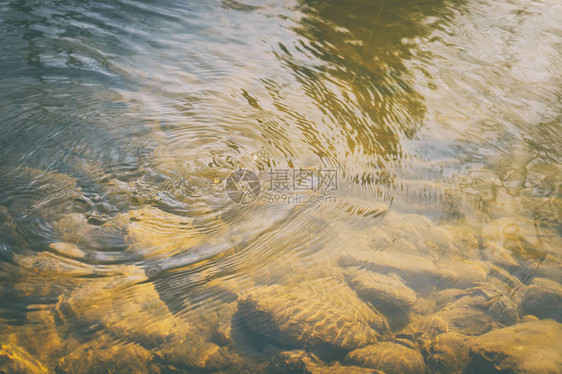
left=0, top=0, right=561, bottom=372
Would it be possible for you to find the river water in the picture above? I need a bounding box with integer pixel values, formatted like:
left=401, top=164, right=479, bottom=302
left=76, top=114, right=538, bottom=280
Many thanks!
left=1, top=0, right=561, bottom=372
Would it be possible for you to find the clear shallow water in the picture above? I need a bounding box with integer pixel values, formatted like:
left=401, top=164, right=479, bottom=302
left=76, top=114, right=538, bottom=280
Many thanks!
left=0, top=0, right=561, bottom=372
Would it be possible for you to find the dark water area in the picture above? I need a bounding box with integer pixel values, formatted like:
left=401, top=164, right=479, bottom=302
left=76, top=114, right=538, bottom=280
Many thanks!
left=1, top=0, right=561, bottom=372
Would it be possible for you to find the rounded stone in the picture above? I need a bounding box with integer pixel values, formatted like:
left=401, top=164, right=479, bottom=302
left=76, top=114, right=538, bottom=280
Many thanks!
left=344, top=342, right=425, bottom=374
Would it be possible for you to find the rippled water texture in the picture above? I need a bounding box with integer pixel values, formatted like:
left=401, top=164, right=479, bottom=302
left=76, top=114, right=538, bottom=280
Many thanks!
left=1, top=0, right=561, bottom=372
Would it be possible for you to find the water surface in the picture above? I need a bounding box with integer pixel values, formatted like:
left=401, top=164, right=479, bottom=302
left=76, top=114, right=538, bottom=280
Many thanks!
left=1, top=0, right=561, bottom=372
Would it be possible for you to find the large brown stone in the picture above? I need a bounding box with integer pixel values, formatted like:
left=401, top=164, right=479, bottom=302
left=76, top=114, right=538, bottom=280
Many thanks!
left=520, top=277, right=562, bottom=322
left=269, top=350, right=383, bottom=373
left=14, top=309, right=63, bottom=365
left=466, top=319, right=562, bottom=373
left=397, top=315, right=449, bottom=345
left=238, top=281, right=389, bottom=351
left=435, top=285, right=519, bottom=335
left=426, top=332, right=474, bottom=374
left=433, top=288, right=467, bottom=310
left=339, top=251, right=486, bottom=293
left=344, top=341, right=425, bottom=374
left=57, top=337, right=158, bottom=374
left=359, top=212, right=453, bottom=256
left=345, top=269, right=416, bottom=329
left=123, top=206, right=204, bottom=258
left=55, top=273, right=241, bottom=371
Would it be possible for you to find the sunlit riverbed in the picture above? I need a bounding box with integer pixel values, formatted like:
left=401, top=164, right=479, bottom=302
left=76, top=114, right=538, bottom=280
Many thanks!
left=1, top=0, right=561, bottom=372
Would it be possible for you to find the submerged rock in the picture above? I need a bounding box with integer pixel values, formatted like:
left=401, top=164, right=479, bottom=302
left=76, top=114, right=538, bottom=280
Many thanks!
left=466, top=319, right=562, bottom=373
left=155, top=343, right=246, bottom=373
left=526, top=260, right=562, bottom=285
left=520, top=277, right=562, bottom=322
left=411, top=297, right=436, bottom=316
left=481, top=242, right=521, bottom=270
left=123, top=206, right=204, bottom=258
left=345, top=268, right=416, bottom=329
left=325, top=364, right=385, bottom=374
left=359, top=212, right=453, bottom=256
left=1, top=167, right=85, bottom=221
left=485, top=264, right=525, bottom=298
left=426, top=332, right=474, bottom=374
left=443, top=224, right=480, bottom=256
left=269, top=350, right=383, bottom=373
left=238, top=281, right=389, bottom=351
left=57, top=276, right=180, bottom=341
left=0, top=206, right=15, bottom=231
left=13, top=309, right=64, bottom=366
left=481, top=217, right=562, bottom=260
left=433, top=288, right=467, bottom=310
left=0, top=206, right=25, bottom=248
left=397, top=315, right=449, bottom=346
left=50, top=213, right=92, bottom=245
left=48, top=242, right=86, bottom=259
left=434, top=285, right=519, bottom=335
left=57, top=337, right=158, bottom=374
left=55, top=274, right=243, bottom=371
left=14, top=251, right=95, bottom=279
left=271, top=355, right=330, bottom=374
left=339, top=251, right=486, bottom=293
left=344, top=341, right=425, bottom=374
left=0, top=343, right=48, bottom=374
